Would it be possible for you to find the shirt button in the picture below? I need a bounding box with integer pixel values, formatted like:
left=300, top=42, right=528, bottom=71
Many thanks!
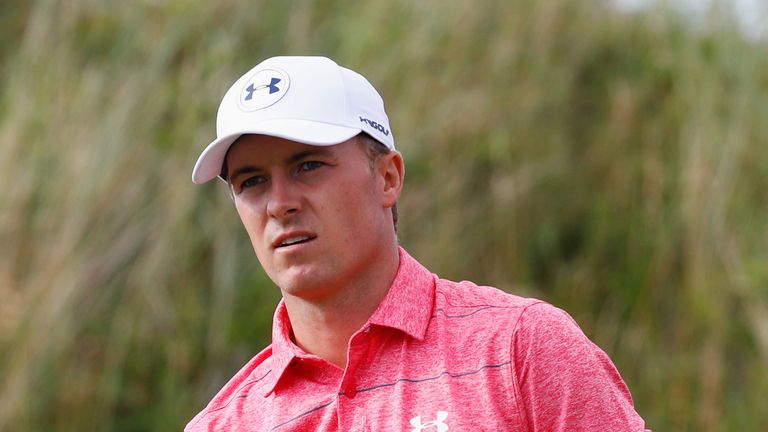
left=345, top=378, right=358, bottom=399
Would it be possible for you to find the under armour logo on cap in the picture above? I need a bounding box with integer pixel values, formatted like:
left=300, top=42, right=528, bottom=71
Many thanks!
left=410, top=411, right=448, bottom=431
left=245, top=77, right=281, bottom=99
left=238, top=68, right=290, bottom=111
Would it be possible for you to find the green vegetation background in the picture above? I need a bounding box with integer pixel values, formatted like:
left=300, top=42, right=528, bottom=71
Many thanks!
left=1, top=1, right=767, bottom=430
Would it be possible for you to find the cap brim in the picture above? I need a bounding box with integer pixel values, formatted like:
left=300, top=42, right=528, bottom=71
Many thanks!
left=191, top=119, right=362, bottom=184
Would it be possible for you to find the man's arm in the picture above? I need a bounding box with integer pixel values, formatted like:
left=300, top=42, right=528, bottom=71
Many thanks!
left=510, top=302, right=650, bottom=431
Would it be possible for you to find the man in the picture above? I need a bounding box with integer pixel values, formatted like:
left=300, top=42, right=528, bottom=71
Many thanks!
left=187, top=56, right=649, bottom=431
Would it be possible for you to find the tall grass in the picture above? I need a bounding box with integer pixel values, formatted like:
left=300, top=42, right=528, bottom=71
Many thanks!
left=1, top=1, right=766, bottom=430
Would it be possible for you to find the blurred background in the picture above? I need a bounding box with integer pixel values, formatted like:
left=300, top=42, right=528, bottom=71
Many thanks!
left=1, top=0, right=767, bottom=430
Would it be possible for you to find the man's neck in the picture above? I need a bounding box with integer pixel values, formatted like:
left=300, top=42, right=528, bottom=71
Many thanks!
left=281, top=245, right=400, bottom=369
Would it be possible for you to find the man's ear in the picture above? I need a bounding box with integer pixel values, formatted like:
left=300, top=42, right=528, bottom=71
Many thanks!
left=378, top=151, right=405, bottom=208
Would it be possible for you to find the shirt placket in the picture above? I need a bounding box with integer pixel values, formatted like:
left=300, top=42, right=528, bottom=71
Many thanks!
left=337, top=325, right=373, bottom=430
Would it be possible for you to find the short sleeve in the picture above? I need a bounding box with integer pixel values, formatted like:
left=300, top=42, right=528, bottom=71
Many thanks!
left=510, top=302, right=650, bottom=432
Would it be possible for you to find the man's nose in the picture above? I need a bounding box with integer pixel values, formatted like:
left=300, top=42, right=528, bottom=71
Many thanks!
left=266, top=174, right=301, bottom=219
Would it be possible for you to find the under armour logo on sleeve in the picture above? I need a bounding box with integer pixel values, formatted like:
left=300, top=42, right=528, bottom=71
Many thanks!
left=409, top=411, right=448, bottom=432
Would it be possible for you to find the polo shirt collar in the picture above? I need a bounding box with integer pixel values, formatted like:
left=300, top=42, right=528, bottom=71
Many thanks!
left=367, top=246, right=435, bottom=340
left=264, top=246, right=436, bottom=396
left=264, top=300, right=304, bottom=396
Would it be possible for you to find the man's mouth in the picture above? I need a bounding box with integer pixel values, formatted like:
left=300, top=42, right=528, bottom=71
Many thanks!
left=279, top=236, right=313, bottom=247
left=273, top=233, right=317, bottom=249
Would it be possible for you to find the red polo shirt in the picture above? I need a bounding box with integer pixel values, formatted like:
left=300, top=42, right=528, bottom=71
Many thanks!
left=186, top=248, right=649, bottom=431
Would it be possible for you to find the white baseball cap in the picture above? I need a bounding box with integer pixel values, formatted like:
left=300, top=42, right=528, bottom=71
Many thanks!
left=192, top=56, right=395, bottom=183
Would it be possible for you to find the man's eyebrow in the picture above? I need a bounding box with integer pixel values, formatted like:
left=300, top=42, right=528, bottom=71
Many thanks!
left=228, top=165, right=261, bottom=183
left=285, top=148, right=332, bottom=164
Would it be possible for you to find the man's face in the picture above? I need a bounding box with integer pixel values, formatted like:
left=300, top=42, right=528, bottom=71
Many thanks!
left=225, top=135, right=399, bottom=300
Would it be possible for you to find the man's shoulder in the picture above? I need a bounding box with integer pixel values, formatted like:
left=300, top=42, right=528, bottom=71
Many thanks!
left=184, top=345, right=275, bottom=431
left=425, top=277, right=559, bottom=356
left=433, top=276, right=545, bottom=318
left=432, top=277, right=588, bottom=344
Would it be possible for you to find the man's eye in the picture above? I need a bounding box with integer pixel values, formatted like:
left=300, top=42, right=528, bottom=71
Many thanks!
left=299, top=161, right=324, bottom=172
left=241, top=175, right=266, bottom=189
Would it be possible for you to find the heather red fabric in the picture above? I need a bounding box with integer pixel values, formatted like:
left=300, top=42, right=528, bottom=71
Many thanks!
left=186, top=248, right=650, bottom=431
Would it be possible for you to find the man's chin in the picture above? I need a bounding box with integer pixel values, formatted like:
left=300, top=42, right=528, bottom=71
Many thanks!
left=272, top=268, right=335, bottom=300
